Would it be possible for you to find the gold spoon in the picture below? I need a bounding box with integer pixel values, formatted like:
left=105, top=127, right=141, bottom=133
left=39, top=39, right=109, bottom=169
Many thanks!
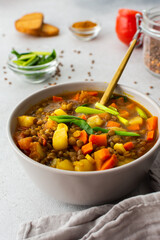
left=99, top=39, right=137, bottom=105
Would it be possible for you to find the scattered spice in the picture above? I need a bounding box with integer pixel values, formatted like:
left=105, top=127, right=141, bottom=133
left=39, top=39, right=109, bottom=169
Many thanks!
left=70, top=64, right=73, bottom=68
left=88, top=72, right=91, bottom=76
left=91, top=60, right=95, bottom=64
left=134, top=81, right=137, bottom=84
left=4, top=78, right=8, bottom=80
left=89, top=53, right=93, bottom=56
left=59, top=55, right=63, bottom=58
left=90, top=66, right=93, bottom=69
left=3, top=66, right=6, bottom=69
left=59, top=62, right=63, bottom=67
left=72, top=21, right=97, bottom=29
left=4, top=71, right=7, bottom=74
left=8, top=82, right=12, bottom=85
left=144, top=37, right=160, bottom=75
left=146, top=92, right=150, bottom=95
left=150, top=86, right=154, bottom=89
left=72, top=69, right=75, bottom=72
left=77, top=51, right=81, bottom=54
left=61, top=50, right=64, bottom=54
left=68, top=76, right=71, bottom=79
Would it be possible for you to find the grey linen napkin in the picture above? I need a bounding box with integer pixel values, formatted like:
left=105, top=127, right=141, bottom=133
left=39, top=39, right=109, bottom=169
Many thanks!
left=18, top=192, right=160, bottom=240
left=18, top=152, right=160, bottom=240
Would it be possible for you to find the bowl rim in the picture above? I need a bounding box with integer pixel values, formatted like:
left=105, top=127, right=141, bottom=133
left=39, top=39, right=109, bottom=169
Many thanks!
left=7, top=81, right=160, bottom=176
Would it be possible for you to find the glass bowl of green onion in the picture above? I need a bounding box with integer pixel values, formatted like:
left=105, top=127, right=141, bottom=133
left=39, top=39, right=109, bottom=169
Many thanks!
left=7, top=49, right=58, bottom=83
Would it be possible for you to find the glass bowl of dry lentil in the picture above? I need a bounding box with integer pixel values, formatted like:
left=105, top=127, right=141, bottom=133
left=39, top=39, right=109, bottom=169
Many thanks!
left=7, top=81, right=160, bottom=205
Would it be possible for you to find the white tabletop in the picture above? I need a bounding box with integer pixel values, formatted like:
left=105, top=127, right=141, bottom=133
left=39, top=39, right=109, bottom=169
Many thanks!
left=1, top=0, right=160, bottom=239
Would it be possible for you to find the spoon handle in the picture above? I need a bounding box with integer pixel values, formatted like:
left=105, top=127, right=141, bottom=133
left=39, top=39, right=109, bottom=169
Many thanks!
left=100, top=39, right=137, bottom=105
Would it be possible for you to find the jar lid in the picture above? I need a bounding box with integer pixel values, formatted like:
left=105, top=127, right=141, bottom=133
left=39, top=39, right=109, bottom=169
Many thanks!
left=141, top=7, right=160, bottom=39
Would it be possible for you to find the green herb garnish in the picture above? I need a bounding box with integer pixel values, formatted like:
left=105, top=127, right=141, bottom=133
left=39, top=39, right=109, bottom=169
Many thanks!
left=49, top=115, right=94, bottom=134
left=93, top=127, right=140, bottom=136
left=136, top=107, right=148, bottom=119
left=95, top=102, right=119, bottom=116
left=75, top=106, right=104, bottom=114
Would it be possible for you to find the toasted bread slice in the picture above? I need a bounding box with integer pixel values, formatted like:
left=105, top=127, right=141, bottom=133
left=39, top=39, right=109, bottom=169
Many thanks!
left=39, top=23, right=59, bottom=37
left=15, top=12, right=43, bottom=31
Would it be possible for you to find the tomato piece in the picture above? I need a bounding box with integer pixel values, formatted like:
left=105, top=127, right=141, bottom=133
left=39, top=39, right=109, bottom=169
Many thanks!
left=115, top=8, right=142, bottom=45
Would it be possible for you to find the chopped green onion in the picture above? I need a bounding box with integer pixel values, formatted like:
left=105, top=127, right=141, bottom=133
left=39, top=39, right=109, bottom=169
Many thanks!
left=11, top=49, right=56, bottom=67
left=93, top=127, right=140, bottom=136
left=136, top=107, right=148, bottom=119
left=117, top=115, right=129, bottom=126
left=23, top=56, right=40, bottom=66
left=32, top=51, right=51, bottom=56
left=95, top=102, right=119, bottom=116
left=109, top=106, right=118, bottom=112
left=75, top=106, right=104, bottom=114
left=19, top=53, right=37, bottom=60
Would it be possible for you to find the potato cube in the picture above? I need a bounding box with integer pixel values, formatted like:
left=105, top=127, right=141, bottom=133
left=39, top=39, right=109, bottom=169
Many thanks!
left=18, top=115, right=35, bottom=127
left=52, top=124, right=68, bottom=150
left=129, top=116, right=143, bottom=125
left=54, top=109, right=67, bottom=116
left=56, top=160, right=74, bottom=171
left=87, top=115, right=103, bottom=128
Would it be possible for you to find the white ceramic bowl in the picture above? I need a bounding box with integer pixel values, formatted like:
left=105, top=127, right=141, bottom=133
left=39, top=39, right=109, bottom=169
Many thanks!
left=7, top=82, right=160, bottom=205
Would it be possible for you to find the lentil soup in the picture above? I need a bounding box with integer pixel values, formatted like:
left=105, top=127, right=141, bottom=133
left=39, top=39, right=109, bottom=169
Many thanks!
left=14, top=91, right=158, bottom=171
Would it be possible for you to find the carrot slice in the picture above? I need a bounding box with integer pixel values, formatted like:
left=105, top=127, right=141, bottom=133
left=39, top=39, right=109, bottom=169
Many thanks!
left=79, top=114, right=87, bottom=120
left=98, top=113, right=109, bottom=119
left=110, top=102, right=118, bottom=109
left=89, top=134, right=107, bottom=146
left=123, top=142, right=134, bottom=151
left=146, top=116, right=158, bottom=131
left=72, top=93, right=80, bottom=101
left=126, top=103, right=135, bottom=110
left=18, top=137, right=32, bottom=150
left=73, top=145, right=80, bottom=152
left=146, top=130, right=155, bottom=142
left=79, top=130, right=88, bottom=144
left=119, top=110, right=129, bottom=118
left=127, top=124, right=140, bottom=131
left=106, top=121, right=121, bottom=128
left=82, top=142, right=93, bottom=155
left=94, top=148, right=111, bottom=170
left=87, top=91, right=98, bottom=96
left=53, top=96, right=63, bottom=102
left=100, top=154, right=118, bottom=170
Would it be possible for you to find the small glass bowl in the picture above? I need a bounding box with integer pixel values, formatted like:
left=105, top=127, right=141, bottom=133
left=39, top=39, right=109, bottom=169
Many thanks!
left=69, top=21, right=101, bottom=41
left=7, top=54, right=58, bottom=84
